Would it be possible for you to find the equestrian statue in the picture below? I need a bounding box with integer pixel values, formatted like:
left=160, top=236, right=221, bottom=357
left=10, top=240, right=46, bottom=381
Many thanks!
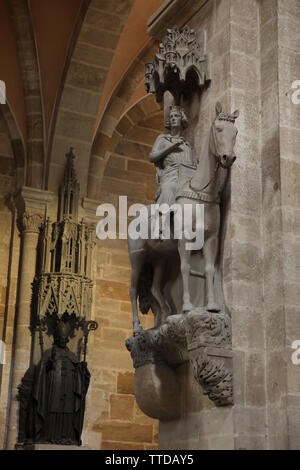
left=128, top=102, right=239, bottom=335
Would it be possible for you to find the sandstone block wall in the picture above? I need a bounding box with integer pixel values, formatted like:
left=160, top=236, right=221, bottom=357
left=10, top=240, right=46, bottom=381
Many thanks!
left=0, top=112, right=20, bottom=449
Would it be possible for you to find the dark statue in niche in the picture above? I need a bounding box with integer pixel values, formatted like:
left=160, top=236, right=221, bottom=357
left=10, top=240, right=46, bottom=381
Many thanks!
left=17, top=148, right=98, bottom=447
left=18, top=318, right=91, bottom=446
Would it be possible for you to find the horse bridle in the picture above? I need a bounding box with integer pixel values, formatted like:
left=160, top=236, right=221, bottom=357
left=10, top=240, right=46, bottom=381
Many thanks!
left=189, top=121, right=235, bottom=193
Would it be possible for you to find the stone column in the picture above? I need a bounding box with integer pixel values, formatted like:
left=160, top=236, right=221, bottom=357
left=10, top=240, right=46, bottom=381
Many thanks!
left=80, top=197, right=104, bottom=449
left=5, top=187, right=54, bottom=449
left=145, top=0, right=292, bottom=450
left=277, top=0, right=300, bottom=449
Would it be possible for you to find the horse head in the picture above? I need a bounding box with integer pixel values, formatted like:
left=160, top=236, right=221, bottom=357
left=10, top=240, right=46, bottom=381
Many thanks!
left=210, top=102, right=239, bottom=169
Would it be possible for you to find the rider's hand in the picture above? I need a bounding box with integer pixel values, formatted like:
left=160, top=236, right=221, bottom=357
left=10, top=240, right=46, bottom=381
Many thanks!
left=171, top=141, right=182, bottom=150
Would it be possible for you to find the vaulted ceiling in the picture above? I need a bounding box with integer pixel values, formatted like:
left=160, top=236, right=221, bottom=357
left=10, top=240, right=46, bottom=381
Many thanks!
left=0, top=0, right=165, bottom=195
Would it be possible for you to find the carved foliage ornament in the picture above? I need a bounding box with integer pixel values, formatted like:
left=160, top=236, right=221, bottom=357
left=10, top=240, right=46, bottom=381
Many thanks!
left=126, top=333, right=167, bottom=369
left=190, top=349, right=233, bottom=406
left=126, top=311, right=233, bottom=407
left=145, top=25, right=210, bottom=102
left=21, top=212, right=43, bottom=233
left=185, top=311, right=232, bottom=349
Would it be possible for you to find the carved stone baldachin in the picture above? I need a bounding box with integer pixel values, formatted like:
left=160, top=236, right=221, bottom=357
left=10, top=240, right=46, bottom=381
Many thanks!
left=145, top=25, right=210, bottom=103
left=32, top=148, right=96, bottom=348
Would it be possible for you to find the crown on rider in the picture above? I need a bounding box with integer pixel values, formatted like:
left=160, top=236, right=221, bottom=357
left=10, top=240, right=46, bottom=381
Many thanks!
left=165, top=105, right=188, bottom=130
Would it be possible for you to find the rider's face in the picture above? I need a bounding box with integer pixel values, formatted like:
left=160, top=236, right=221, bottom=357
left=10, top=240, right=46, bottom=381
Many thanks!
left=170, top=111, right=182, bottom=129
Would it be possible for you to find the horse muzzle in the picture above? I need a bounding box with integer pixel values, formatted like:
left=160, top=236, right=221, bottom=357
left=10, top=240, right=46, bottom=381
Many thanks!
left=220, top=154, right=236, bottom=169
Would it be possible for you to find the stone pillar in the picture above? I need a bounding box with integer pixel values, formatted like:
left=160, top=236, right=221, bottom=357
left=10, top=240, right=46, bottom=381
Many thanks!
left=5, top=187, right=53, bottom=449
left=80, top=197, right=104, bottom=449
left=143, top=0, right=299, bottom=450
left=277, top=0, right=300, bottom=449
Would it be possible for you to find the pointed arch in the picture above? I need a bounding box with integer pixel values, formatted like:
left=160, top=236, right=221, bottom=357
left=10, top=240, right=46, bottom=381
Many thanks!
left=7, top=0, right=44, bottom=188
left=47, top=0, right=135, bottom=195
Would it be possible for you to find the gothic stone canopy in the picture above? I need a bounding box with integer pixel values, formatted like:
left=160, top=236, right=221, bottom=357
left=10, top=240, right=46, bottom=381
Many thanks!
left=145, top=25, right=210, bottom=103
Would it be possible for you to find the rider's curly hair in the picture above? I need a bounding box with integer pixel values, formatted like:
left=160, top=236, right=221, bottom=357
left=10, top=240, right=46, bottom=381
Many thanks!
left=165, top=105, right=188, bottom=130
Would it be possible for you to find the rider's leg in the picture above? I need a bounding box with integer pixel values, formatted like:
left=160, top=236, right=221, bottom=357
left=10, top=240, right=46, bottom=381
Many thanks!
left=203, top=234, right=220, bottom=312
left=178, top=237, right=193, bottom=312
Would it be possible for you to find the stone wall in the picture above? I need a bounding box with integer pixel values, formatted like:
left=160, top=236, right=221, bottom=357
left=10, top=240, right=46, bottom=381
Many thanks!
left=0, top=113, right=19, bottom=448
left=259, top=0, right=288, bottom=450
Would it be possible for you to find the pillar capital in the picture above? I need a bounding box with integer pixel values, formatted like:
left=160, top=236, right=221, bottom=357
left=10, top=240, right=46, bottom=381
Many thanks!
left=20, top=212, right=43, bottom=234
left=13, top=186, right=55, bottom=235
left=14, top=186, right=55, bottom=218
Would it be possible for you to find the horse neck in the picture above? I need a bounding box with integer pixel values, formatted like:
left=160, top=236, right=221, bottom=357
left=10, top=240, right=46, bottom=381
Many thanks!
left=190, top=130, right=220, bottom=195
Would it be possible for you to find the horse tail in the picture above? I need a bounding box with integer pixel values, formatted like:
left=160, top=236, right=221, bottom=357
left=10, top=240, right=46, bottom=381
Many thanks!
left=137, top=262, right=156, bottom=315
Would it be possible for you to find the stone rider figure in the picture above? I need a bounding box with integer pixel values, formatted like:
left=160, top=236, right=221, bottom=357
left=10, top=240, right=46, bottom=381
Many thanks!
left=149, top=105, right=196, bottom=207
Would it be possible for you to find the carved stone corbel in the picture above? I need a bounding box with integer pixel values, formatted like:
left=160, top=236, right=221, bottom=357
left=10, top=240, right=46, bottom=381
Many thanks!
left=188, top=345, right=233, bottom=406
left=126, top=331, right=167, bottom=369
left=126, top=331, right=181, bottom=421
left=126, top=310, right=233, bottom=419
left=185, top=311, right=233, bottom=406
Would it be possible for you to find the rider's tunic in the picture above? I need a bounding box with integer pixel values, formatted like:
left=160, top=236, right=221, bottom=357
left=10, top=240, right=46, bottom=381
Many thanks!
left=150, top=134, right=196, bottom=206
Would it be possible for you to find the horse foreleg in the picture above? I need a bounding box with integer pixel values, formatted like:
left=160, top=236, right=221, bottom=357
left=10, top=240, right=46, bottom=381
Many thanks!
left=178, top=238, right=193, bottom=313
left=129, top=252, right=145, bottom=335
left=203, top=234, right=220, bottom=312
left=151, top=259, right=169, bottom=328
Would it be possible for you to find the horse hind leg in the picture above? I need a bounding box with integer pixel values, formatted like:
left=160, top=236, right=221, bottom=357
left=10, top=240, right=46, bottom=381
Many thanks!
left=129, top=251, right=146, bottom=335
left=151, top=259, right=169, bottom=328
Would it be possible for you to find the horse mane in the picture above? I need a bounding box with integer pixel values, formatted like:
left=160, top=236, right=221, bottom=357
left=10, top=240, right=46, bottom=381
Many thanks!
left=197, top=123, right=213, bottom=167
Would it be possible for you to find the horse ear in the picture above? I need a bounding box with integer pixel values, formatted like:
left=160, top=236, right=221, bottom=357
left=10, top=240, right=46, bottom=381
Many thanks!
left=215, top=102, right=222, bottom=116
left=231, top=109, right=239, bottom=120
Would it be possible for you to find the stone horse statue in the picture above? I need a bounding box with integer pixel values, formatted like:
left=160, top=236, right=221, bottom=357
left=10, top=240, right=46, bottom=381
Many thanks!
left=176, top=102, right=239, bottom=313
left=128, top=102, right=239, bottom=334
